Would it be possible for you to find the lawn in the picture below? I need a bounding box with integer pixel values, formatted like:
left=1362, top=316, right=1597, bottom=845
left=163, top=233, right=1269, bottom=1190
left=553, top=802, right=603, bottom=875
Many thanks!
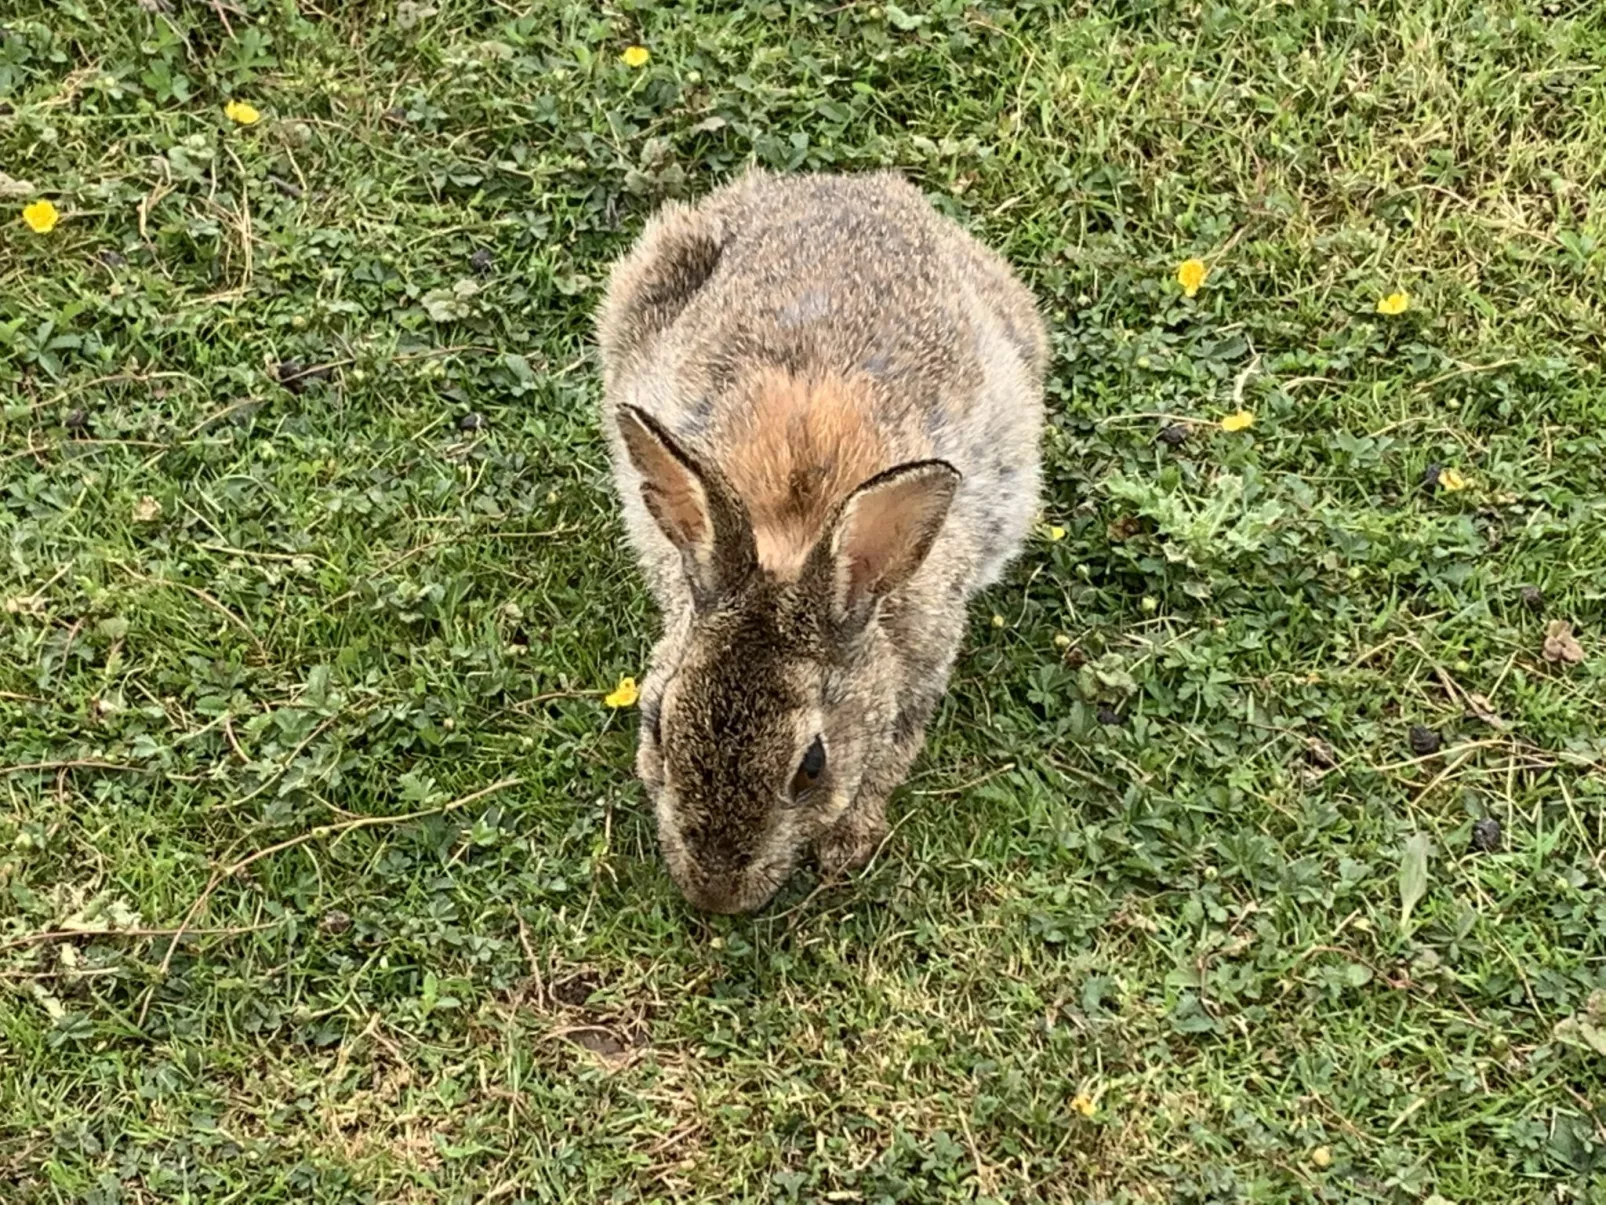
left=3, top=0, right=1605, bottom=1201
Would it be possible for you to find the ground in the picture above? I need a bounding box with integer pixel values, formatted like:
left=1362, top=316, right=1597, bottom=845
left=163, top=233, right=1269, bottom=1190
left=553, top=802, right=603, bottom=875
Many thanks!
left=2, top=1, right=1605, bottom=1202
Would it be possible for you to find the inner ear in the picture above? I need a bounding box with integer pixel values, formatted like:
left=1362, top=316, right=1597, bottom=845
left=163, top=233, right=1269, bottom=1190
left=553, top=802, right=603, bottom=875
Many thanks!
left=616, top=406, right=712, bottom=552
left=811, top=459, right=961, bottom=625
left=615, top=405, right=756, bottom=605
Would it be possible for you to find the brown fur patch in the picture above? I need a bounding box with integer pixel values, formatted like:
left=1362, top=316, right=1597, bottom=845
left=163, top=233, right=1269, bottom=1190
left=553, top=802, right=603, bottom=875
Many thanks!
left=722, top=368, right=886, bottom=577
left=617, top=408, right=711, bottom=553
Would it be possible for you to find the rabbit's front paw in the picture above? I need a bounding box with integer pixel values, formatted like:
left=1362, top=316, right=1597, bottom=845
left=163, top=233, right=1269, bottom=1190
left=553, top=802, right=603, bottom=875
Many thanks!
left=814, top=806, right=889, bottom=879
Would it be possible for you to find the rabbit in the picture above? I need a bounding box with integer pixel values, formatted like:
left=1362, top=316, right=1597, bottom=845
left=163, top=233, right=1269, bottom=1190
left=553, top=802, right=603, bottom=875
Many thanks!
left=596, top=169, right=1047, bottom=914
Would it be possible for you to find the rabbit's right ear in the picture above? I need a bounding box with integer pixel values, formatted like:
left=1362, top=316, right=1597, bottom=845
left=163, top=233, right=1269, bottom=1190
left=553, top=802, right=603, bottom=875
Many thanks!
left=616, top=406, right=756, bottom=606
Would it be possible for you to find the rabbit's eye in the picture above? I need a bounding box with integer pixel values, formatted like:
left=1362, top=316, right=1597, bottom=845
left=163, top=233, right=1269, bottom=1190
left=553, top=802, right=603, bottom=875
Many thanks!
left=792, top=736, right=826, bottom=796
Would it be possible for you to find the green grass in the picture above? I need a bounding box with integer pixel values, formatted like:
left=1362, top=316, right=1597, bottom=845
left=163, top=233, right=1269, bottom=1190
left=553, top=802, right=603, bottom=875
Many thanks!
left=3, top=0, right=1605, bottom=1200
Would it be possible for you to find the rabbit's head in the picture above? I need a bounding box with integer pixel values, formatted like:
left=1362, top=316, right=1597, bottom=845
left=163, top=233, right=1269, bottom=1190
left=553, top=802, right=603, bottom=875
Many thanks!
left=615, top=406, right=958, bottom=913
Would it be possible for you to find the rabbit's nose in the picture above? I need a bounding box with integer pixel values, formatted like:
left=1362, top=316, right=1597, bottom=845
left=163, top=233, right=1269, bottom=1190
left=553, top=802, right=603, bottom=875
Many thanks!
left=682, top=879, right=750, bottom=915
left=696, top=892, right=749, bottom=916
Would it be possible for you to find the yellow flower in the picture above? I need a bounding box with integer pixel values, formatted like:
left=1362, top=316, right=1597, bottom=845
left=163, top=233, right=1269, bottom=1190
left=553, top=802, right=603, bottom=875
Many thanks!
left=22, top=200, right=59, bottom=234
left=1376, top=290, right=1409, bottom=315
left=991, top=613, right=1006, bottom=628
left=1311, top=1146, right=1333, bottom=1169
left=1220, top=410, right=1254, bottom=432
left=1045, top=524, right=1066, bottom=542
left=1071, top=1093, right=1096, bottom=1118
left=621, top=45, right=650, bottom=68
left=224, top=100, right=262, bottom=126
left=1438, top=467, right=1467, bottom=492
left=604, top=676, right=639, bottom=708
left=1176, top=258, right=1207, bottom=298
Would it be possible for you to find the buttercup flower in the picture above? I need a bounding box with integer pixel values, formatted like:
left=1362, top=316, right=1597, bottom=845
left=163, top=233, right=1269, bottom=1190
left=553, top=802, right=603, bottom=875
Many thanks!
left=1071, top=1093, right=1096, bottom=1118
left=604, top=676, right=639, bottom=708
left=1220, top=410, right=1254, bottom=432
left=1376, top=290, right=1409, bottom=315
left=22, top=200, right=59, bottom=234
left=621, top=46, right=650, bottom=68
left=1437, top=467, right=1467, bottom=491
left=225, top=100, right=262, bottom=126
left=1177, top=258, right=1207, bottom=298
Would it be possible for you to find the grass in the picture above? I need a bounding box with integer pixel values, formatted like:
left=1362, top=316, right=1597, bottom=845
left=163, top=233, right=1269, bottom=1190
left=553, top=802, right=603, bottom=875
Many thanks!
left=2, top=0, right=1605, bottom=1200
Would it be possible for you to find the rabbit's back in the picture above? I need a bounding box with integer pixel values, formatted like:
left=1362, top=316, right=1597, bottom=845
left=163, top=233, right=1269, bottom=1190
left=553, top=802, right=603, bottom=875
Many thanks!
left=599, top=170, right=1046, bottom=595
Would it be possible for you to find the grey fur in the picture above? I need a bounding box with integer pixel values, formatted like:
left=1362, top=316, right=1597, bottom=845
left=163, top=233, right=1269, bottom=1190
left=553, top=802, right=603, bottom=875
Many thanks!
left=597, top=169, right=1047, bottom=913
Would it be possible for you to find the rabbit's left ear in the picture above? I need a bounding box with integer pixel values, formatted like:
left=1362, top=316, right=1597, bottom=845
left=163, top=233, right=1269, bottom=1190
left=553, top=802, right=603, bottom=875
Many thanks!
left=616, top=406, right=757, bottom=607
left=806, top=459, right=960, bottom=629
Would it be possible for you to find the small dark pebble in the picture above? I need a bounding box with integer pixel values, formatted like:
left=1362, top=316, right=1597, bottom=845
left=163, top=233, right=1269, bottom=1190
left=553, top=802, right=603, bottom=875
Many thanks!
left=276, top=359, right=305, bottom=392
left=1421, top=463, right=1442, bottom=489
left=1470, top=818, right=1502, bottom=853
left=459, top=411, right=486, bottom=432
left=1096, top=706, right=1123, bottom=726
left=277, top=360, right=331, bottom=393
left=64, top=409, right=89, bottom=433
left=470, top=248, right=494, bottom=275
left=97, top=249, right=126, bottom=268
left=320, top=909, right=352, bottom=935
left=1520, top=585, right=1544, bottom=612
left=1158, top=423, right=1190, bottom=447
left=1408, top=724, right=1442, bottom=755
